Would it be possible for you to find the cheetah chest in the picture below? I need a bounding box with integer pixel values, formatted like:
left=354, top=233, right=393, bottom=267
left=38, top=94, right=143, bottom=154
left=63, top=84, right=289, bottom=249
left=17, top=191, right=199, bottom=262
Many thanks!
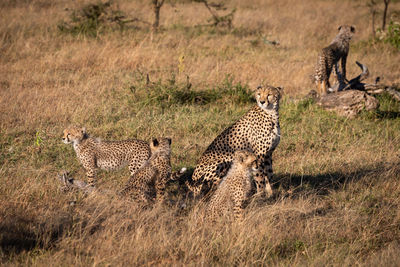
left=249, top=116, right=280, bottom=154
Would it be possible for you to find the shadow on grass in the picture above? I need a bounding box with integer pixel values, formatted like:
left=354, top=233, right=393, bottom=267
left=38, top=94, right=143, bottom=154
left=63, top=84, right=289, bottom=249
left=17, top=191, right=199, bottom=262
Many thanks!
left=170, top=161, right=399, bottom=204
left=374, top=110, right=400, bottom=119
left=272, top=161, right=399, bottom=199
left=0, top=209, right=74, bottom=257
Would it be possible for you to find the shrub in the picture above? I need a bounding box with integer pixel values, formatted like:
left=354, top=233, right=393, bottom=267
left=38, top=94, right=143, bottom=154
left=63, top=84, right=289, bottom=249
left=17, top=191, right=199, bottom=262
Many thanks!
left=129, top=73, right=254, bottom=108
left=58, top=1, right=131, bottom=37
left=384, top=20, right=400, bottom=50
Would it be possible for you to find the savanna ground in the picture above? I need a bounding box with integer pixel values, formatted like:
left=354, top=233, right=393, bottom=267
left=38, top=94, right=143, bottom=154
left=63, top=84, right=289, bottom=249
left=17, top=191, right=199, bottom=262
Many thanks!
left=1, top=0, right=400, bottom=265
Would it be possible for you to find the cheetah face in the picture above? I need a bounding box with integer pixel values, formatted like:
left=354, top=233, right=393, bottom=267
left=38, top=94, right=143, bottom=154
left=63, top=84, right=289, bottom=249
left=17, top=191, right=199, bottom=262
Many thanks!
left=234, top=150, right=258, bottom=172
left=338, top=25, right=355, bottom=38
left=150, top=137, right=172, bottom=154
left=62, top=127, right=86, bottom=145
left=255, top=85, right=282, bottom=111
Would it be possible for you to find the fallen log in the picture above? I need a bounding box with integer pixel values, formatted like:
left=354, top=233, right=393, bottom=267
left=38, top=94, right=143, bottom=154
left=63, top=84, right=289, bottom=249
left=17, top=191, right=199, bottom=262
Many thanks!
left=317, top=90, right=379, bottom=118
left=313, top=61, right=399, bottom=118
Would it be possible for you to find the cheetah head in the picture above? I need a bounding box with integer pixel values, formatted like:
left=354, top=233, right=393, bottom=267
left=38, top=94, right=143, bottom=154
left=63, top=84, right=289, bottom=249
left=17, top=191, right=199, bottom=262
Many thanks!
left=150, top=137, right=172, bottom=155
left=234, top=150, right=258, bottom=172
left=255, top=85, right=282, bottom=111
left=338, top=25, right=355, bottom=39
left=62, top=126, right=87, bottom=145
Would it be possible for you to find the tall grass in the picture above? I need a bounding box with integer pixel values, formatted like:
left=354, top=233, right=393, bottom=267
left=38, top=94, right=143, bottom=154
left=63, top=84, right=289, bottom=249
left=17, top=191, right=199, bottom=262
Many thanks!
left=1, top=0, right=400, bottom=265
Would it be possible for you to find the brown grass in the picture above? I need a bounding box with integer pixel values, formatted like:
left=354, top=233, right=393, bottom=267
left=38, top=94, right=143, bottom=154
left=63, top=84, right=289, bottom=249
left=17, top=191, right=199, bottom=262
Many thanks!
left=1, top=0, right=400, bottom=265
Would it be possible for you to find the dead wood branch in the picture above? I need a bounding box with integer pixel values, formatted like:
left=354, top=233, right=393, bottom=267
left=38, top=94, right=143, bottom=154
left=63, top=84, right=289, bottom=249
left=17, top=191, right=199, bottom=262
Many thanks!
left=313, top=61, right=400, bottom=118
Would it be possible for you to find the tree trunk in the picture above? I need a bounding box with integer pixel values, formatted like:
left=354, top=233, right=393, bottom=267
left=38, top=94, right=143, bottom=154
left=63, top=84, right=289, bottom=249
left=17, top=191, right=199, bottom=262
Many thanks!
left=152, top=0, right=164, bottom=33
left=382, top=0, right=390, bottom=31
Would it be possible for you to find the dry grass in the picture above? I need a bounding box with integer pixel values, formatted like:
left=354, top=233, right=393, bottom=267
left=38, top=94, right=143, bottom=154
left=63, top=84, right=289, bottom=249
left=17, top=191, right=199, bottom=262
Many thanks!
left=1, top=0, right=400, bottom=265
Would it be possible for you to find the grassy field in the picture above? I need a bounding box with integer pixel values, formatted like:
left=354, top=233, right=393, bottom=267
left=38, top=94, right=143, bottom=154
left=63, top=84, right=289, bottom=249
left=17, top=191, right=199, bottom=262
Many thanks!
left=1, top=0, right=400, bottom=265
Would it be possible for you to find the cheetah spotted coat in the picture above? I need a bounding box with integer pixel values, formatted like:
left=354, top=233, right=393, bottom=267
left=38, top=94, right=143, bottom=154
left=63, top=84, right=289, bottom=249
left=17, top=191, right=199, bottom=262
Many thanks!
left=62, top=127, right=151, bottom=186
left=120, top=138, right=172, bottom=205
left=187, top=85, right=281, bottom=197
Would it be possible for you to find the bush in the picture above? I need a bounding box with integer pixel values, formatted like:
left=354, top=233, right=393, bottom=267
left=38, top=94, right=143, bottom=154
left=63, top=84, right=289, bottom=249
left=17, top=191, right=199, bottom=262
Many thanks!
left=58, top=1, right=130, bottom=37
left=384, top=20, right=400, bottom=50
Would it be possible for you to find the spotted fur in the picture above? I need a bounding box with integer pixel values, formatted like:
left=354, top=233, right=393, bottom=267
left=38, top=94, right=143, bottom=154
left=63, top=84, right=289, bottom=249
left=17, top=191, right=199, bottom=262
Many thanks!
left=62, top=126, right=151, bottom=186
left=120, top=138, right=172, bottom=205
left=187, top=85, right=281, bottom=198
left=314, top=25, right=355, bottom=95
left=205, top=150, right=262, bottom=221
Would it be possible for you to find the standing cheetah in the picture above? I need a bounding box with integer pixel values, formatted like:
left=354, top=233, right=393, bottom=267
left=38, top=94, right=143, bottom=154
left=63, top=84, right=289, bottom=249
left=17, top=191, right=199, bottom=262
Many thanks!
left=205, top=150, right=263, bottom=221
left=187, top=85, right=281, bottom=198
left=62, top=126, right=151, bottom=186
left=120, top=138, right=172, bottom=205
left=314, top=25, right=355, bottom=95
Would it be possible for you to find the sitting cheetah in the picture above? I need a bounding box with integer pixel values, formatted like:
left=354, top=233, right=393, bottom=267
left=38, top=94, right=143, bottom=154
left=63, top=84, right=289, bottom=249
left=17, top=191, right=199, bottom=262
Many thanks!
left=187, top=84, right=281, bottom=198
left=314, top=25, right=355, bottom=95
left=62, top=126, right=151, bottom=186
left=120, top=137, right=172, bottom=205
left=205, top=150, right=261, bottom=221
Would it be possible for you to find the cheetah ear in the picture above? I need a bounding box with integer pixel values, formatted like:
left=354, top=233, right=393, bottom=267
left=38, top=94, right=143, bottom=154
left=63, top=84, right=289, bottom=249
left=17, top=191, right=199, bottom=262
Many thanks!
left=152, top=138, right=159, bottom=147
left=351, top=25, right=355, bottom=33
left=167, top=138, right=172, bottom=145
left=338, top=25, right=342, bottom=31
left=81, top=127, right=86, bottom=135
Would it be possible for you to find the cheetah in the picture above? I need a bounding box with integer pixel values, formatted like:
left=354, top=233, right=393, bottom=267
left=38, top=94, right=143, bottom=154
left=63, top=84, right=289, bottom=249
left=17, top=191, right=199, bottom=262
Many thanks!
left=187, top=84, right=281, bottom=198
left=205, top=150, right=263, bottom=221
left=314, top=25, right=355, bottom=95
left=120, top=137, right=172, bottom=205
left=62, top=126, right=151, bottom=187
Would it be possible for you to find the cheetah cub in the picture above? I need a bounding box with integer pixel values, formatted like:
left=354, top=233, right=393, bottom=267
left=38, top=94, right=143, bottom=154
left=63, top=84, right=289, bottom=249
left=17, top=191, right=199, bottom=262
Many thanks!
left=314, top=25, right=355, bottom=95
left=120, top=137, right=172, bottom=205
left=62, top=126, right=151, bottom=187
left=206, top=150, right=263, bottom=221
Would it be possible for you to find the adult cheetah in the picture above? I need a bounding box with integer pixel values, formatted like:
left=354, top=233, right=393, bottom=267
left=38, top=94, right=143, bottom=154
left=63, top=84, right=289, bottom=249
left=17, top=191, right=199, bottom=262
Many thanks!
left=205, top=150, right=263, bottom=221
left=314, top=25, right=355, bottom=95
left=187, top=84, right=281, bottom=198
left=120, top=137, right=172, bottom=204
left=62, top=126, right=151, bottom=187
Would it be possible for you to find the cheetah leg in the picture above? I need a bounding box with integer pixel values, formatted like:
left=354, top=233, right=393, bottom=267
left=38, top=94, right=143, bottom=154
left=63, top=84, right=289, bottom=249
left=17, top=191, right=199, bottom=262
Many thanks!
left=316, top=80, right=327, bottom=96
left=264, top=157, right=274, bottom=198
left=155, top=179, right=167, bottom=201
left=320, top=81, right=328, bottom=96
left=258, top=156, right=274, bottom=198
left=84, top=168, right=96, bottom=187
left=81, top=156, right=97, bottom=187
left=332, top=63, right=339, bottom=83
left=131, top=187, right=152, bottom=205
left=231, top=190, right=245, bottom=221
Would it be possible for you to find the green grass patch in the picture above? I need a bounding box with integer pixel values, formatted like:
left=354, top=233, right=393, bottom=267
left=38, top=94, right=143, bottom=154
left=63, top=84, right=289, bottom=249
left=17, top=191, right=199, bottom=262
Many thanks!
left=128, top=73, right=254, bottom=108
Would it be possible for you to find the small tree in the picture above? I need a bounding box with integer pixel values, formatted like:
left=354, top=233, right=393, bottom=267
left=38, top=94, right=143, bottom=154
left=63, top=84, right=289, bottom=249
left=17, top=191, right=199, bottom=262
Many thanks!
left=152, top=0, right=165, bottom=32
left=195, top=0, right=235, bottom=28
left=369, top=0, right=378, bottom=38
left=369, top=0, right=391, bottom=38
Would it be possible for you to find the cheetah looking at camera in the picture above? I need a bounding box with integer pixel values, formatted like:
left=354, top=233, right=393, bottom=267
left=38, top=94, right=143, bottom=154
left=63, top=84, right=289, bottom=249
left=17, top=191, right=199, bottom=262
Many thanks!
left=205, top=150, right=265, bottom=221
left=62, top=126, right=151, bottom=187
left=187, top=84, right=281, bottom=198
left=120, top=137, right=172, bottom=205
left=314, top=25, right=355, bottom=95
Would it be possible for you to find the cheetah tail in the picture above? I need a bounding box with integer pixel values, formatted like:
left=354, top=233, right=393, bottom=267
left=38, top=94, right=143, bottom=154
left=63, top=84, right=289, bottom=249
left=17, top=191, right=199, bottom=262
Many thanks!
left=170, top=167, right=187, bottom=181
